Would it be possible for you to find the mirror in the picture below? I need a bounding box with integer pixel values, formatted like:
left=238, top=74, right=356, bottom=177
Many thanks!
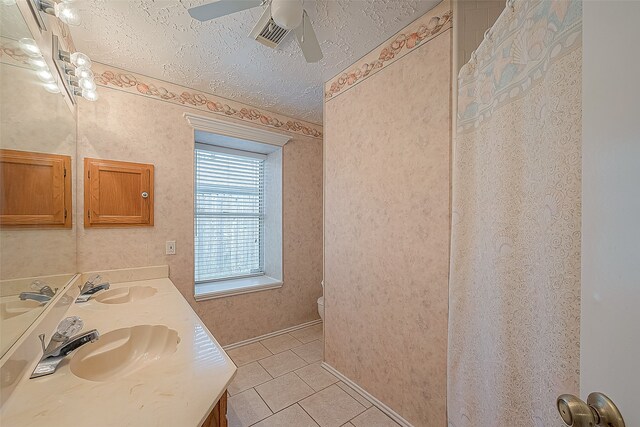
left=0, top=3, right=77, bottom=357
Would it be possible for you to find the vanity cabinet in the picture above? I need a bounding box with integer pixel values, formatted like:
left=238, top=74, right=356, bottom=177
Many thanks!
left=84, top=158, right=154, bottom=228
left=0, top=149, right=72, bottom=228
left=202, top=391, right=228, bottom=427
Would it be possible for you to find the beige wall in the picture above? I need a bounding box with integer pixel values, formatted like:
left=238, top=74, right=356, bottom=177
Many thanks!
left=323, top=3, right=452, bottom=425
left=76, top=79, right=323, bottom=346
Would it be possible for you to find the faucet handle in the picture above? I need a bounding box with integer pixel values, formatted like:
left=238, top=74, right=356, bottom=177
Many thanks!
left=86, top=274, right=101, bottom=286
left=53, top=316, right=84, bottom=342
left=31, top=280, right=44, bottom=291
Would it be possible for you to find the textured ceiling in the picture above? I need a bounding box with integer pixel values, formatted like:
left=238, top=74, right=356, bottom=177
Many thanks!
left=70, top=0, right=441, bottom=124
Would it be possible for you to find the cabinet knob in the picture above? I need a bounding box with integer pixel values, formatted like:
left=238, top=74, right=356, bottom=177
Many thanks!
left=141, top=191, right=149, bottom=199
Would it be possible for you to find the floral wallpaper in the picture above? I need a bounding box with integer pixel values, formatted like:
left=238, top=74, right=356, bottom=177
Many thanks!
left=324, top=0, right=452, bottom=101
left=93, top=63, right=323, bottom=139
left=448, top=1, right=582, bottom=426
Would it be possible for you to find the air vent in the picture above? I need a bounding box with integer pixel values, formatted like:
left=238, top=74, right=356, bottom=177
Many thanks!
left=249, top=5, right=291, bottom=49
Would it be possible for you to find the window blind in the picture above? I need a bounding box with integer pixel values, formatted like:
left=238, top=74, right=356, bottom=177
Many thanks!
left=194, top=144, right=265, bottom=283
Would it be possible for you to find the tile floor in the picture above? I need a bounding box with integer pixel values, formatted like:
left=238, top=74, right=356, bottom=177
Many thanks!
left=225, top=323, right=400, bottom=427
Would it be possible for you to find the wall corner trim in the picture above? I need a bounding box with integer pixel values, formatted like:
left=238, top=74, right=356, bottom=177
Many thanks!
left=184, top=112, right=292, bottom=147
left=320, top=362, right=415, bottom=427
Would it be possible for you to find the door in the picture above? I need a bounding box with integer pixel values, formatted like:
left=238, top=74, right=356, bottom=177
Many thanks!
left=84, top=158, right=154, bottom=227
left=580, top=1, right=640, bottom=425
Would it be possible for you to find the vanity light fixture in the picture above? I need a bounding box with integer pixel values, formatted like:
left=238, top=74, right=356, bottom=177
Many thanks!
left=54, top=36, right=99, bottom=102
left=81, top=88, right=99, bottom=101
left=74, top=66, right=93, bottom=80
left=78, top=77, right=96, bottom=91
left=36, top=0, right=81, bottom=26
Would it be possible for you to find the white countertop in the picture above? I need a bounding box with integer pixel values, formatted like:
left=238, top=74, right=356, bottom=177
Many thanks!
left=0, top=277, right=237, bottom=427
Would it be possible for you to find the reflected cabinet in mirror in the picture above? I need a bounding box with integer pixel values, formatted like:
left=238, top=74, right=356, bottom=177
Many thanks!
left=0, top=3, right=77, bottom=357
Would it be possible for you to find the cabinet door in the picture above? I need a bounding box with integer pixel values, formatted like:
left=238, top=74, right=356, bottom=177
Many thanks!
left=0, top=149, right=72, bottom=228
left=84, top=158, right=154, bottom=227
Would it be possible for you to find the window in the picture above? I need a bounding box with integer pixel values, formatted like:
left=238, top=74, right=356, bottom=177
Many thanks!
left=194, top=144, right=265, bottom=283
left=185, top=113, right=288, bottom=300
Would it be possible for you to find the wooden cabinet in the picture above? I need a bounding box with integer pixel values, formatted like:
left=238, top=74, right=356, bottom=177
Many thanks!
left=84, top=158, right=154, bottom=228
left=0, top=149, right=72, bottom=228
left=202, top=391, right=228, bottom=427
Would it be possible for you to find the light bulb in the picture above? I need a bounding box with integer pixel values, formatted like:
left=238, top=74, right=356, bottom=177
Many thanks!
left=18, top=38, right=41, bottom=57
left=78, top=77, right=96, bottom=91
left=82, top=88, right=99, bottom=101
left=74, top=66, right=93, bottom=80
left=36, top=69, right=55, bottom=83
left=271, top=0, right=303, bottom=30
left=28, top=57, right=48, bottom=69
left=54, top=2, right=81, bottom=26
left=70, top=52, right=91, bottom=68
left=44, top=82, right=61, bottom=93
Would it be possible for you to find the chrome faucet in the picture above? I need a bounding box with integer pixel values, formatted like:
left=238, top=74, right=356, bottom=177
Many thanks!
left=76, top=274, right=110, bottom=303
left=31, top=316, right=99, bottom=379
left=19, top=282, right=57, bottom=304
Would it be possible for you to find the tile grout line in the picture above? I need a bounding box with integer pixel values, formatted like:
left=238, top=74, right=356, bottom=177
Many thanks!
left=248, top=360, right=316, bottom=427
left=252, top=384, right=276, bottom=423
left=228, top=324, right=327, bottom=426
left=228, top=372, right=274, bottom=397
left=297, top=400, right=322, bottom=427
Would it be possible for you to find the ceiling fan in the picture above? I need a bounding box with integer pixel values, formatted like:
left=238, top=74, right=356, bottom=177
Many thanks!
left=188, top=0, right=323, bottom=63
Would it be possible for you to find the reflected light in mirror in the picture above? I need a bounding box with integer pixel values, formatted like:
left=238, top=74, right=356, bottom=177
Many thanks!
left=18, top=38, right=40, bottom=57
left=27, top=57, right=47, bottom=69
left=36, top=69, right=55, bottom=83
left=43, top=82, right=61, bottom=94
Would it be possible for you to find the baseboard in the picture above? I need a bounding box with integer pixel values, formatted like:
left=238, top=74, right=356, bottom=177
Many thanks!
left=321, top=362, right=414, bottom=427
left=223, top=319, right=322, bottom=350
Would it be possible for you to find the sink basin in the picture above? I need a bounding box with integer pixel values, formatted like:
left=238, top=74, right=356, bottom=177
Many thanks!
left=70, top=325, right=179, bottom=381
left=93, top=286, right=157, bottom=304
left=0, top=299, right=43, bottom=320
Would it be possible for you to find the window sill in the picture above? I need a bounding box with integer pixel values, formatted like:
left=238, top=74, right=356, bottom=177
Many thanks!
left=194, top=276, right=282, bottom=301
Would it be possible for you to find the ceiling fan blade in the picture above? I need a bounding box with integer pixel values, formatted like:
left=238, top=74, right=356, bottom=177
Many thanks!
left=294, top=11, right=323, bottom=63
left=188, top=0, right=264, bottom=22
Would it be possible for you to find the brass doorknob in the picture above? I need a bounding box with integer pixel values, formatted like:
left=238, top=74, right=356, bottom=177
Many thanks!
left=557, top=392, right=625, bottom=427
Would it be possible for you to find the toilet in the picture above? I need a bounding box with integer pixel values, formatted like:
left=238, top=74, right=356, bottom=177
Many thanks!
left=317, top=281, right=324, bottom=321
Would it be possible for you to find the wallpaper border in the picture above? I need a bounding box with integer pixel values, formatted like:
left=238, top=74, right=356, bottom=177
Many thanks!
left=93, top=63, right=323, bottom=140
left=323, top=0, right=452, bottom=102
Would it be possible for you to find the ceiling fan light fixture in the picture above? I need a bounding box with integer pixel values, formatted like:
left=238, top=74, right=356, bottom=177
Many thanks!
left=270, top=0, right=303, bottom=30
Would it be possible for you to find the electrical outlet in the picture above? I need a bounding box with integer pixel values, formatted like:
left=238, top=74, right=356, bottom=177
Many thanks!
left=165, top=240, right=176, bottom=255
